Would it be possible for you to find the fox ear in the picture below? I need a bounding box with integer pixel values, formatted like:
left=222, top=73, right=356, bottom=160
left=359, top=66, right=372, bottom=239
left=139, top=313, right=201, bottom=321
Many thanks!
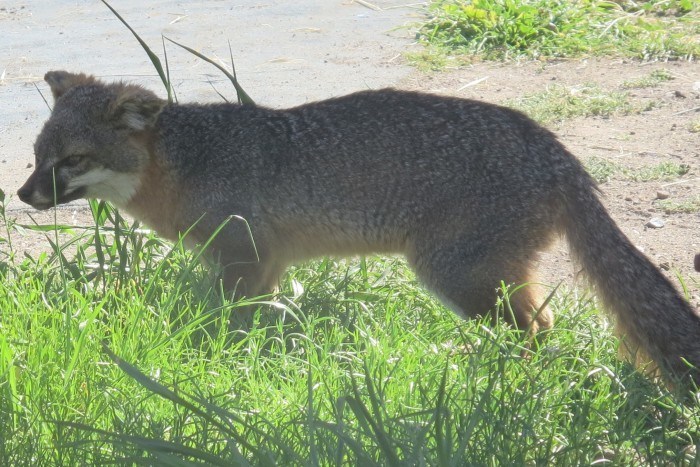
left=110, top=85, right=167, bottom=131
left=44, top=71, right=96, bottom=100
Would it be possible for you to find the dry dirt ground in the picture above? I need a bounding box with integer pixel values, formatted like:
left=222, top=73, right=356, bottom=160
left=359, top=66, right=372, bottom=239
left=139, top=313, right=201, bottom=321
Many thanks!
left=1, top=3, right=698, bottom=307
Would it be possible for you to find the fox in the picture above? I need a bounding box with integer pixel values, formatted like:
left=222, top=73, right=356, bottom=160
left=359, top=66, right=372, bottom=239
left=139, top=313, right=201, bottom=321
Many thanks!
left=17, top=70, right=700, bottom=386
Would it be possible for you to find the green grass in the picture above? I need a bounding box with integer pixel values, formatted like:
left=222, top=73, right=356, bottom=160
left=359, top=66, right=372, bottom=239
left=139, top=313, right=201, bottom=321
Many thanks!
left=626, top=161, right=690, bottom=182
left=657, top=196, right=700, bottom=214
left=405, top=49, right=448, bottom=71
left=507, top=83, right=633, bottom=124
left=1, top=193, right=700, bottom=464
left=585, top=156, right=622, bottom=184
left=418, top=0, right=700, bottom=61
left=585, top=157, right=690, bottom=183
left=622, top=69, right=675, bottom=89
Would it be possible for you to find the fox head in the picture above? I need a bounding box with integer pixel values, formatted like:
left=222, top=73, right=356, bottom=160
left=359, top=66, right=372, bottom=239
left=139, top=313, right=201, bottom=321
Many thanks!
left=17, top=71, right=166, bottom=210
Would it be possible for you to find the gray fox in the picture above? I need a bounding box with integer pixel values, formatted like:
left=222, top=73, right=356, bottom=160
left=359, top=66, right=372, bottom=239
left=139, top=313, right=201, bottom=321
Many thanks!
left=17, top=71, right=700, bottom=385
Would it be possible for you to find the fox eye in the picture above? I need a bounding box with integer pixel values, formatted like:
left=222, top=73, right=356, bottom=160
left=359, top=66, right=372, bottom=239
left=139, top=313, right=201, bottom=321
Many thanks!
left=62, top=154, right=85, bottom=167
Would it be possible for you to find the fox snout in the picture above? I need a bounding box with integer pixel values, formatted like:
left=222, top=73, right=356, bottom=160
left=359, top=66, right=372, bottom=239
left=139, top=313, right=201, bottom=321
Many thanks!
left=17, top=169, right=86, bottom=210
left=17, top=183, right=33, bottom=205
left=17, top=171, right=51, bottom=210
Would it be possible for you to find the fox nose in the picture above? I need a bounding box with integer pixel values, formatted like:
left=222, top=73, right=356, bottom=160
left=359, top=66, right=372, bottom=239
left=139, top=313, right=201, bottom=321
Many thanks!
left=17, top=183, right=32, bottom=203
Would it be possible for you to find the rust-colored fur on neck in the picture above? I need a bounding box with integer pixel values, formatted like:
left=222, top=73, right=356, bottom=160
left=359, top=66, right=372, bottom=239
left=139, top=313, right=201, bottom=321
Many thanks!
left=125, top=132, right=188, bottom=243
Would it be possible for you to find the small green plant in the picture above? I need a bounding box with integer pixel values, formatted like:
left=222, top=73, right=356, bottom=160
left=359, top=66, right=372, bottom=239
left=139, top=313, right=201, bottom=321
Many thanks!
left=622, top=69, right=674, bottom=89
left=584, top=158, right=689, bottom=183
left=405, top=48, right=451, bottom=71
left=657, top=196, right=700, bottom=214
left=689, top=119, right=700, bottom=133
left=419, top=0, right=596, bottom=59
left=507, top=84, right=632, bottom=124
left=625, top=162, right=690, bottom=182
left=418, top=0, right=700, bottom=61
left=585, top=156, right=622, bottom=184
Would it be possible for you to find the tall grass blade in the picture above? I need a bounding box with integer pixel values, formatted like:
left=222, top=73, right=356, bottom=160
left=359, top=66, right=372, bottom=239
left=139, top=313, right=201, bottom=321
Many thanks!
left=161, top=35, right=176, bottom=104
left=103, top=346, right=282, bottom=465
left=101, top=0, right=172, bottom=100
left=311, top=418, right=379, bottom=466
left=164, top=37, right=255, bottom=105
left=348, top=369, right=402, bottom=466
left=435, top=360, right=451, bottom=466
left=56, top=421, right=234, bottom=466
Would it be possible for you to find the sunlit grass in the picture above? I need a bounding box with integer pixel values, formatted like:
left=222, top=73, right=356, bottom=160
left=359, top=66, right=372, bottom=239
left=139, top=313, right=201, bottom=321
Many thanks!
left=1, top=193, right=700, bottom=464
left=417, top=0, right=700, bottom=62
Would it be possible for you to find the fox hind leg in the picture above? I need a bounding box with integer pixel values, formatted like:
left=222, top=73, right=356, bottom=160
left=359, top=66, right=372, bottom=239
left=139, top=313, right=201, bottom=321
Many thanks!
left=408, top=233, right=554, bottom=334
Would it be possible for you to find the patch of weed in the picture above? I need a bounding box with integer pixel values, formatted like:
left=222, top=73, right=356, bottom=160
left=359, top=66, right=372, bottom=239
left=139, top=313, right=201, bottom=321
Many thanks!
left=418, top=0, right=700, bottom=61
left=622, top=69, right=674, bottom=89
left=657, top=196, right=700, bottom=214
left=507, top=84, right=632, bottom=124
left=584, top=158, right=689, bottom=183
left=585, top=156, right=623, bottom=183
left=625, top=162, right=690, bottom=182
left=405, top=47, right=451, bottom=71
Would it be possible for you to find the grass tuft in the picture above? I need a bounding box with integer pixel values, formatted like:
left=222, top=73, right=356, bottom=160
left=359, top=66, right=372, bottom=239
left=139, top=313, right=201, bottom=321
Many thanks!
left=417, top=0, right=700, bottom=62
left=507, top=84, right=632, bottom=124
left=622, top=69, right=675, bottom=89
left=625, top=162, right=690, bottom=182
left=585, top=157, right=690, bottom=184
left=585, top=156, right=622, bottom=184
left=657, top=196, right=700, bottom=214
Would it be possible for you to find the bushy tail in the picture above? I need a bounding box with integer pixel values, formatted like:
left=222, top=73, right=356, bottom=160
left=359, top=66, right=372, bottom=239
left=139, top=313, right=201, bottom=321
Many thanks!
left=563, top=177, right=700, bottom=386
